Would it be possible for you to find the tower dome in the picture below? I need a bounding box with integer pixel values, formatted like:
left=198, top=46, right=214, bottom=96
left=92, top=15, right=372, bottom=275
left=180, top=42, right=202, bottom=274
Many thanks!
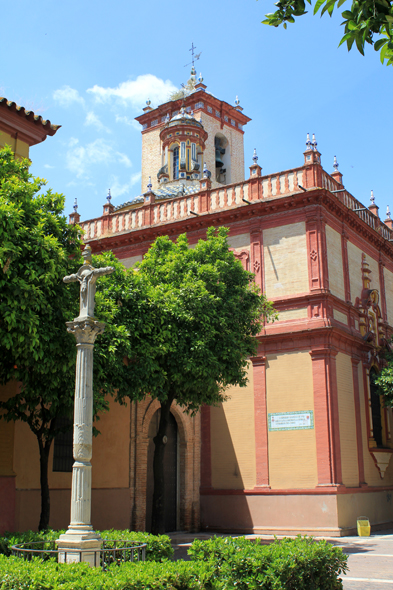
left=158, top=107, right=208, bottom=185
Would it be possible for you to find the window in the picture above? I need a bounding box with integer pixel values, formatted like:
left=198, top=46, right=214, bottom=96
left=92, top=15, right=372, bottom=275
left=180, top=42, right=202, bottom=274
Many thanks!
left=173, top=147, right=179, bottom=180
left=370, top=369, right=383, bottom=447
left=53, top=416, right=73, bottom=472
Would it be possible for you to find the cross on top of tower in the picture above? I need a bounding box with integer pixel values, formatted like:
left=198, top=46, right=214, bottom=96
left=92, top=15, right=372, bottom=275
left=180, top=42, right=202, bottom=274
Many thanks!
left=184, top=42, right=202, bottom=69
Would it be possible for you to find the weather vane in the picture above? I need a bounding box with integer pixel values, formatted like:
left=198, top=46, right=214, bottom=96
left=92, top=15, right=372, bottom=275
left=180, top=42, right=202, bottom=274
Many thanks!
left=184, top=42, right=202, bottom=67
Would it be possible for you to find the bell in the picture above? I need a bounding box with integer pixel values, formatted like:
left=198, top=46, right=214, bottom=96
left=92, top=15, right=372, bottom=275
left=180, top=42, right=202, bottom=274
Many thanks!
left=215, top=149, right=224, bottom=168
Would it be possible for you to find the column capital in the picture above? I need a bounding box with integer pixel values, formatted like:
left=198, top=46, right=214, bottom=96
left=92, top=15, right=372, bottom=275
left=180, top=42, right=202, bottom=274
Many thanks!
left=251, top=355, right=267, bottom=367
left=66, top=318, right=106, bottom=344
left=309, top=348, right=338, bottom=361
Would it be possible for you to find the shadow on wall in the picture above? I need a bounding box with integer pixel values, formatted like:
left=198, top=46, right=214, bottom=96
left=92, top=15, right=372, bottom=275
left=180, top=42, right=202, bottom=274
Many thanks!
left=202, top=403, right=253, bottom=531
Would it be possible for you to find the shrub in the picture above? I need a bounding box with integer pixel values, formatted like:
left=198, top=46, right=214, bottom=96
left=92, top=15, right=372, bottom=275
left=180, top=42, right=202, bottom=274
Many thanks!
left=0, top=529, right=173, bottom=562
left=0, top=555, right=216, bottom=590
left=188, top=535, right=348, bottom=590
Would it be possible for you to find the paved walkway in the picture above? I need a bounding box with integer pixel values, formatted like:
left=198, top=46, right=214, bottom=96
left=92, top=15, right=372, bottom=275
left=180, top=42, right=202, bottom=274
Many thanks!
left=169, top=530, right=393, bottom=589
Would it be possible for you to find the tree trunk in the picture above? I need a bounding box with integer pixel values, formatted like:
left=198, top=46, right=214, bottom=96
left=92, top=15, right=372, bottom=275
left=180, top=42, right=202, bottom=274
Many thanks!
left=37, top=438, right=52, bottom=531
left=151, top=394, right=174, bottom=535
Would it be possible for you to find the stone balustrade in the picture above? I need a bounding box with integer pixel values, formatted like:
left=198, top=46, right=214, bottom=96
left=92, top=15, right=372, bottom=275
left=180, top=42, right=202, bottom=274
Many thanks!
left=79, top=165, right=392, bottom=243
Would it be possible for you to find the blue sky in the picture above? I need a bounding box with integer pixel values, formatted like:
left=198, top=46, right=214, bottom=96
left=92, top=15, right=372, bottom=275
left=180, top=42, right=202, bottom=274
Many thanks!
left=2, top=0, right=392, bottom=222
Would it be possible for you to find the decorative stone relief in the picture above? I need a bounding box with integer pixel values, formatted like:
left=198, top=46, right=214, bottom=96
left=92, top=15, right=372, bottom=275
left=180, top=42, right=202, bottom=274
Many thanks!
left=355, top=254, right=385, bottom=348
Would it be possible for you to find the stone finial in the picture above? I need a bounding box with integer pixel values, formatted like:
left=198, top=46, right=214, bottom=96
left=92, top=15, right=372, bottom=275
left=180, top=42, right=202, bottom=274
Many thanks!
left=312, top=133, right=317, bottom=151
left=370, top=190, right=375, bottom=205
left=235, top=96, right=240, bottom=107
left=190, top=65, right=196, bottom=79
left=198, top=72, right=203, bottom=83
left=387, top=206, right=391, bottom=220
left=203, top=162, right=211, bottom=179
left=252, top=148, right=258, bottom=165
left=333, top=155, right=339, bottom=172
left=147, top=176, right=152, bottom=192
left=73, top=198, right=78, bottom=213
left=146, top=98, right=151, bottom=107
left=107, top=189, right=112, bottom=204
left=306, top=133, right=312, bottom=151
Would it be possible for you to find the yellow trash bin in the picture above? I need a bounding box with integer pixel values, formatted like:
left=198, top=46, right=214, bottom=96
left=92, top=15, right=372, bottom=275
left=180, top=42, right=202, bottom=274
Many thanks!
left=357, top=516, right=371, bottom=536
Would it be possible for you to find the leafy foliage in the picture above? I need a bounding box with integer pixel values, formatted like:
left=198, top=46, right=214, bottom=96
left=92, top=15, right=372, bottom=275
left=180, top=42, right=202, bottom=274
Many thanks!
left=0, top=147, right=134, bottom=530
left=189, top=535, right=349, bottom=590
left=0, top=536, right=348, bottom=590
left=375, top=350, right=393, bottom=407
left=0, top=530, right=173, bottom=562
left=262, top=0, right=393, bottom=65
left=117, top=228, right=276, bottom=411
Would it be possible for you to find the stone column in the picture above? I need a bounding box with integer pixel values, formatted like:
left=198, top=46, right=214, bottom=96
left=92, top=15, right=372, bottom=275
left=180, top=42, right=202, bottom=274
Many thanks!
left=57, top=318, right=105, bottom=566
left=57, top=245, right=114, bottom=566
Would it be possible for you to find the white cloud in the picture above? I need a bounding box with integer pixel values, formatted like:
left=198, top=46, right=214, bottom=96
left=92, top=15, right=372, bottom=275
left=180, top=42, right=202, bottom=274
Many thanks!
left=44, top=164, right=54, bottom=169
left=117, top=153, right=132, bottom=168
left=53, top=86, right=85, bottom=108
left=115, top=114, right=141, bottom=131
left=87, top=74, right=177, bottom=109
left=66, top=138, right=133, bottom=178
left=68, top=137, right=79, bottom=147
left=84, top=111, right=111, bottom=133
left=110, top=172, right=142, bottom=199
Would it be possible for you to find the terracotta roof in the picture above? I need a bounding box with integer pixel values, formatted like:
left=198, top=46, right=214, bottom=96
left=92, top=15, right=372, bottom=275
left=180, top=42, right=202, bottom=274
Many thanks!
left=0, top=97, right=60, bottom=136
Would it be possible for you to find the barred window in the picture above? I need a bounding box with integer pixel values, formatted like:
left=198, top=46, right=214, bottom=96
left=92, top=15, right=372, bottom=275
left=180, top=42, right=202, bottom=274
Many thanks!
left=53, top=417, right=73, bottom=472
left=215, top=110, right=220, bottom=118
left=207, top=106, right=213, bottom=113
left=194, top=102, right=204, bottom=109
left=151, top=119, right=158, bottom=127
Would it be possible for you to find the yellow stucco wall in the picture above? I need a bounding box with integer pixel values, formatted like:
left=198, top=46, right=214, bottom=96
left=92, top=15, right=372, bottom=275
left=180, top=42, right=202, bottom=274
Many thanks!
left=384, top=267, right=393, bottom=327
left=141, top=127, right=162, bottom=193
left=13, top=397, right=130, bottom=490
left=347, top=243, right=380, bottom=304
left=0, top=131, right=29, bottom=159
left=325, top=225, right=345, bottom=300
left=266, top=352, right=318, bottom=489
left=263, top=222, right=308, bottom=299
left=336, top=353, right=359, bottom=487
left=0, top=381, right=17, bottom=476
left=333, top=309, right=348, bottom=325
left=210, top=363, right=256, bottom=489
left=278, top=308, right=308, bottom=321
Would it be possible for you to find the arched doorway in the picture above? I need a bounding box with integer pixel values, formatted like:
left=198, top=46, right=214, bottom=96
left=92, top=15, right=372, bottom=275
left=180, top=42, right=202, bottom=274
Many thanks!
left=145, top=410, right=178, bottom=532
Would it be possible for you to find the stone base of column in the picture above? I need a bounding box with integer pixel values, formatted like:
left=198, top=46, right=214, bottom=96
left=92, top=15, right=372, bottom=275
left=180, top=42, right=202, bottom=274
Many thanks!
left=56, top=527, right=102, bottom=567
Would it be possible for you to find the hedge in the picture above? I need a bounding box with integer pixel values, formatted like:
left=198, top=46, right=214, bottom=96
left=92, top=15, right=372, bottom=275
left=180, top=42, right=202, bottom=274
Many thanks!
left=188, top=535, right=348, bottom=590
left=0, top=534, right=348, bottom=590
left=0, top=529, right=173, bottom=562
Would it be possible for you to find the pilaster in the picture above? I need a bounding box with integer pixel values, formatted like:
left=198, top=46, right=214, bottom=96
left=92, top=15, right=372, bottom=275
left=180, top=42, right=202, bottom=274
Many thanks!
left=252, top=356, right=270, bottom=488
left=310, top=348, right=342, bottom=486
left=351, top=358, right=366, bottom=485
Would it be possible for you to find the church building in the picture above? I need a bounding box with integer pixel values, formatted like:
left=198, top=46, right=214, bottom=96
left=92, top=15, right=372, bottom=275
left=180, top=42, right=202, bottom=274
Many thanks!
left=2, top=72, right=393, bottom=536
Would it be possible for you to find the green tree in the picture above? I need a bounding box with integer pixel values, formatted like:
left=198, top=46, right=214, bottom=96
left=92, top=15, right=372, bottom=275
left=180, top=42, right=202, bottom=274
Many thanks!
left=262, top=0, right=393, bottom=65
left=0, top=147, right=116, bottom=530
left=97, top=229, right=276, bottom=534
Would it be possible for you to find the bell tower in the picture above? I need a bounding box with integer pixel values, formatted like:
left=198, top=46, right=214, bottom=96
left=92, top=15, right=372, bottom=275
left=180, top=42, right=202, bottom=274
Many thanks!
left=135, top=72, right=251, bottom=193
